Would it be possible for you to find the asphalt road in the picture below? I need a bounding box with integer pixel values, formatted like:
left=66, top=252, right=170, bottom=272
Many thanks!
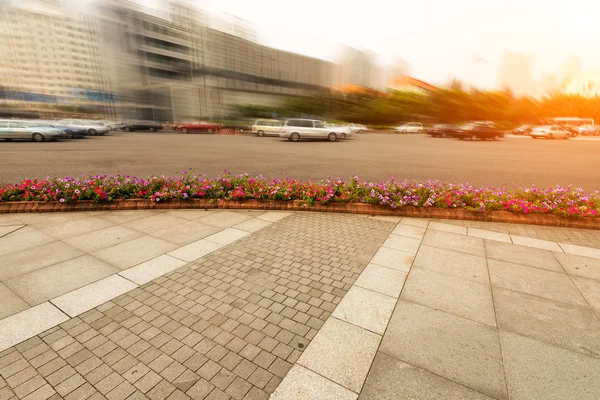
left=1, top=131, right=600, bottom=190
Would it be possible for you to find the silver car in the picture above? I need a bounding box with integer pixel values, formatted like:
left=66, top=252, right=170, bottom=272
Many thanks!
left=252, top=119, right=283, bottom=137
left=347, top=123, right=368, bottom=133
left=58, top=119, right=110, bottom=136
left=530, top=125, right=571, bottom=139
left=279, top=119, right=342, bottom=142
left=0, top=120, right=66, bottom=142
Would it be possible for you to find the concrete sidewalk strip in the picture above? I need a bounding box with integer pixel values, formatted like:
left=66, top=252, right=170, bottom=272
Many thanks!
left=392, top=224, right=426, bottom=239
left=399, top=217, right=430, bottom=228
left=256, top=211, right=293, bottom=222
left=50, top=274, right=138, bottom=317
left=0, top=225, right=23, bottom=237
left=63, top=225, right=143, bottom=253
left=204, top=227, right=250, bottom=245
left=91, top=235, right=177, bottom=270
left=382, top=234, right=421, bottom=255
left=428, top=221, right=467, bottom=235
left=0, top=282, right=29, bottom=320
left=510, top=235, right=563, bottom=252
left=370, top=247, right=414, bottom=272
left=167, top=238, right=223, bottom=262
left=298, top=317, right=381, bottom=393
left=353, top=263, right=407, bottom=298
left=0, top=226, right=56, bottom=257
left=467, top=227, right=512, bottom=243
left=119, top=254, right=187, bottom=285
left=554, top=252, right=600, bottom=280
left=559, top=242, right=600, bottom=259
left=413, top=245, right=489, bottom=283
left=331, top=286, right=396, bottom=335
left=270, top=365, right=358, bottom=400
left=233, top=218, right=273, bottom=233
left=423, top=229, right=486, bottom=257
left=0, top=302, right=69, bottom=351
left=485, top=240, right=563, bottom=272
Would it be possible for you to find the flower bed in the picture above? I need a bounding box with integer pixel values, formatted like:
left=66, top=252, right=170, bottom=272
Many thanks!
left=1, top=171, right=599, bottom=218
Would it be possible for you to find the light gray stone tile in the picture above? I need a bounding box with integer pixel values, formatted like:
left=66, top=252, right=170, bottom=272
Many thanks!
left=413, top=245, right=489, bottom=283
left=332, top=286, right=396, bottom=335
left=63, top=226, right=143, bottom=253
left=124, top=214, right=188, bottom=234
left=31, top=217, right=114, bottom=240
left=401, top=268, right=496, bottom=326
left=204, top=228, right=250, bottom=245
left=370, top=247, right=414, bottom=272
left=391, top=224, right=426, bottom=239
left=0, top=214, right=21, bottom=226
left=0, top=302, right=69, bottom=352
left=12, top=212, right=89, bottom=225
left=559, top=243, right=600, bottom=260
left=0, top=282, right=29, bottom=319
left=298, top=317, right=380, bottom=392
left=6, top=255, right=119, bottom=305
left=164, top=209, right=217, bottom=220
left=51, top=275, right=138, bottom=317
left=353, top=264, right=407, bottom=298
left=380, top=300, right=506, bottom=399
left=493, top=287, right=600, bottom=357
left=510, top=235, right=562, bottom=252
left=167, top=239, right=222, bottom=263
left=150, top=221, right=221, bottom=246
left=0, top=225, right=23, bottom=238
left=399, top=217, right=429, bottom=228
left=369, top=216, right=401, bottom=223
left=359, top=352, right=495, bottom=400
left=91, top=236, right=177, bottom=270
left=382, top=234, right=421, bottom=255
left=422, top=230, right=485, bottom=257
left=0, top=226, right=56, bottom=257
left=119, top=255, right=187, bottom=285
left=233, top=219, right=273, bottom=233
left=485, top=240, right=563, bottom=272
left=467, top=228, right=511, bottom=243
left=270, top=365, right=357, bottom=400
left=0, top=241, right=84, bottom=280
left=428, top=222, right=467, bottom=235
left=256, top=212, right=291, bottom=222
left=196, top=211, right=255, bottom=228
left=97, top=210, right=163, bottom=224
left=554, top=252, right=600, bottom=280
left=571, top=277, right=600, bottom=314
left=488, top=259, right=587, bottom=306
left=500, top=331, right=600, bottom=400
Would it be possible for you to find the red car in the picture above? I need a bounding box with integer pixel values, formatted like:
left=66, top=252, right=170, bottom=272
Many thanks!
left=175, top=121, right=220, bottom=134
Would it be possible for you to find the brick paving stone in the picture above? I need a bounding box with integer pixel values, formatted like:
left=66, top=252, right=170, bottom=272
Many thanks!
left=0, top=213, right=391, bottom=399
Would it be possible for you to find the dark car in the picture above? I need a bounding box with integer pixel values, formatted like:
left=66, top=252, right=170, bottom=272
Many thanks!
left=454, top=124, right=504, bottom=141
left=427, top=124, right=460, bottom=138
left=36, top=120, right=86, bottom=139
left=512, top=125, right=533, bottom=135
left=121, top=120, right=163, bottom=132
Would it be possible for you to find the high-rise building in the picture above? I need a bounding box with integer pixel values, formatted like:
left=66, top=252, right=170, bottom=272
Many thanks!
left=499, top=51, right=533, bottom=96
left=336, top=47, right=382, bottom=89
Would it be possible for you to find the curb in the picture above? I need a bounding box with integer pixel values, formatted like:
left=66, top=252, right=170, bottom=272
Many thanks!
left=1, top=199, right=599, bottom=230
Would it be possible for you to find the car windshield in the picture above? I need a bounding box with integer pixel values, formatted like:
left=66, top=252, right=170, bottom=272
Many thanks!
left=22, top=121, right=48, bottom=127
left=460, top=124, right=477, bottom=130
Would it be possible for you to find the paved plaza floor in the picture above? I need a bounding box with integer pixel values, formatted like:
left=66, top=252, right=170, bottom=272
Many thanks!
left=1, top=210, right=599, bottom=399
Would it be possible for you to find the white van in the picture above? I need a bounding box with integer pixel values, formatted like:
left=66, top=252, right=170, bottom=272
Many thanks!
left=252, top=119, right=283, bottom=137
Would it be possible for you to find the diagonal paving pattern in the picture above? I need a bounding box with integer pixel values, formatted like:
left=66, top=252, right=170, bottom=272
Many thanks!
left=0, top=212, right=394, bottom=399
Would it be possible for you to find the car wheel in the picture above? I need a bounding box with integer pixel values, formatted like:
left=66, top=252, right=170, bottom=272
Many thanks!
left=327, top=132, right=337, bottom=142
left=493, top=135, right=500, bottom=141
left=182, top=128, right=189, bottom=133
left=88, top=129, right=97, bottom=136
left=341, top=133, right=347, bottom=139
left=207, top=128, right=213, bottom=133
left=418, top=129, right=423, bottom=134
left=547, top=133, right=553, bottom=139
left=32, top=133, right=44, bottom=142
left=564, top=133, right=570, bottom=140
left=125, top=127, right=132, bottom=132
left=149, top=127, right=156, bottom=132
left=441, top=132, right=447, bottom=138
left=257, top=130, right=265, bottom=137
left=5, top=138, right=13, bottom=142
left=470, top=134, right=477, bottom=141
left=358, top=130, right=363, bottom=134
left=290, top=132, right=300, bottom=142
left=402, top=130, right=407, bottom=134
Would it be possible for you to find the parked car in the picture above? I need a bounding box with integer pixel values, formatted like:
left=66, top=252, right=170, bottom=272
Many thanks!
left=279, top=119, right=342, bottom=142
left=35, top=120, right=86, bottom=139
left=96, top=120, right=119, bottom=130
left=512, top=125, right=533, bottom=135
left=347, top=123, right=368, bottom=134
left=58, top=119, right=109, bottom=136
left=0, top=120, right=66, bottom=142
left=454, top=124, right=504, bottom=141
left=578, top=125, right=600, bottom=136
left=326, top=124, right=352, bottom=139
left=530, top=125, right=571, bottom=139
left=427, top=124, right=459, bottom=138
left=175, top=121, right=219, bottom=133
left=252, top=119, right=283, bottom=137
left=394, top=122, right=424, bottom=134
left=120, top=120, right=163, bottom=132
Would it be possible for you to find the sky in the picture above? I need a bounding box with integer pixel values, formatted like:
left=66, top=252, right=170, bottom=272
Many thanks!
left=200, top=0, right=600, bottom=89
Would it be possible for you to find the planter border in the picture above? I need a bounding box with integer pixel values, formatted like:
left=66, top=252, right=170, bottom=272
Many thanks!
left=1, top=199, right=599, bottom=230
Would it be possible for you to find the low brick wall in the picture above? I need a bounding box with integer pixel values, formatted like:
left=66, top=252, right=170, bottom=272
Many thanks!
left=1, top=199, right=599, bottom=230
